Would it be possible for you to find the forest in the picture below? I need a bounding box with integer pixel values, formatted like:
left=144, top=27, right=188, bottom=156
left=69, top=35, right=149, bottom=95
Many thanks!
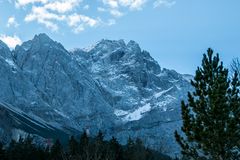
left=0, top=131, right=172, bottom=160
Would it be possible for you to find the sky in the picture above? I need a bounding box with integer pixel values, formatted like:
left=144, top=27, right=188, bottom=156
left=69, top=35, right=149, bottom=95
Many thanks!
left=0, top=0, right=240, bottom=74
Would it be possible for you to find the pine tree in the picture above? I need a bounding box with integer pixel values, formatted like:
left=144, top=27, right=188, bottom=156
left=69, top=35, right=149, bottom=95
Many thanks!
left=69, top=136, right=78, bottom=156
left=79, top=131, right=91, bottom=160
left=0, top=142, right=6, bottom=160
left=7, top=139, right=18, bottom=160
left=125, top=137, right=135, bottom=160
left=175, top=48, right=240, bottom=160
left=134, top=138, right=146, bottom=160
left=93, top=130, right=105, bottom=160
left=23, top=135, right=37, bottom=160
left=50, top=139, right=64, bottom=160
left=145, top=148, right=156, bottom=160
left=106, top=136, right=123, bottom=160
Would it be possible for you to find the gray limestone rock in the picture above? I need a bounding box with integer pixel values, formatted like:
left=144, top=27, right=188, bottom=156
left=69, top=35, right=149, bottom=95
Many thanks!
left=0, top=34, right=193, bottom=156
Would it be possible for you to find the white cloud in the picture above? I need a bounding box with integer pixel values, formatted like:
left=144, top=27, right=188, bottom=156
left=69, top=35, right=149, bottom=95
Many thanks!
left=12, top=0, right=176, bottom=34
left=97, top=7, right=106, bottom=12
left=110, top=9, right=124, bottom=17
left=67, top=14, right=98, bottom=27
left=100, top=0, right=146, bottom=19
left=22, top=0, right=99, bottom=33
left=67, top=13, right=99, bottom=33
left=102, top=0, right=146, bottom=10
left=119, top=0, right=146, bottom=10
left=0, top=34, right=22, bottom=49
left=7, top=16, right=19, bottom=28
left=25, top=6, right=66, bottom=31
left=153, top=0, right=176, bottom=8
left=44, top=0, right=81, bottom=13
left=102, top=0, right=119, bottom=8
left=107, top=19, right=116, bottom=26
left=83, top=4, right=89, bottom=10
left=73, top=25, right=84, bottom=33
left=15, top=0, right=48, bottom=7
left=25, top=6, right=65, bottom=21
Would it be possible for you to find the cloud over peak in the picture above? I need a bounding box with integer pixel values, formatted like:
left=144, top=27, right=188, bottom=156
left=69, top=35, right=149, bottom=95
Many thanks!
left=0, top=34, right=22, bottom=49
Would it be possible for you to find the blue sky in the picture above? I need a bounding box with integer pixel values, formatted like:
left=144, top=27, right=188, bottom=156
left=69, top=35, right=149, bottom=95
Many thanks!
left=0, top=0, right=240, bottom=74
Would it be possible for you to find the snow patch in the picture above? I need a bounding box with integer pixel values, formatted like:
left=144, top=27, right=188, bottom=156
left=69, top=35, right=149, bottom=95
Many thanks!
left=31, top=101, right=37, bottom=105
left=54, top=109, right=70, bottom=119
left=154, top=87, right=173, bottom=98
left=128, top=85, right=138, bottom=91
left=175, top=84, right=182, bottom=90
left=157, top=99, right=172, bottom=107
left=91, top=63, right=103, bottom=73
left=156, top=72, right=167, bottom=77
left=156, top=95, right=176, bottom=111
left=114, top=109, right=129, bottom=116
left=166, top=95, right=176, bottom=100
left=5, top=59, right=16, bottom=68
left=123, top=103, right=151, bottom=121
left=169, top=79, right=179, bottom=83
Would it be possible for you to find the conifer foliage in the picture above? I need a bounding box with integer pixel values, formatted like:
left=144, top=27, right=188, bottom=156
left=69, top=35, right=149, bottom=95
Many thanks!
left=175, top=49, right=240, bottom=160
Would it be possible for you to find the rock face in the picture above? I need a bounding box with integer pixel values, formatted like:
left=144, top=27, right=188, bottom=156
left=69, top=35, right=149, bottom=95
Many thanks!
left=0, top=34, right=193, bottom=156
left=72, top=39, right=193, bottom=155
left=13, top=34, right=115, bottom=131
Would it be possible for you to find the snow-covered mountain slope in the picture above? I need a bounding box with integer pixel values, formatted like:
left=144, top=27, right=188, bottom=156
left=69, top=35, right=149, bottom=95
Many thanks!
left=72, top=39, right=193, bottom=155
left=0, top=34, right=192, bottom=156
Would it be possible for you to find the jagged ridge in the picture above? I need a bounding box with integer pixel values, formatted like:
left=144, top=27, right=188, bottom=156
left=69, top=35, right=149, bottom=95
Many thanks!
left=0, top=33, right=193, bottom=156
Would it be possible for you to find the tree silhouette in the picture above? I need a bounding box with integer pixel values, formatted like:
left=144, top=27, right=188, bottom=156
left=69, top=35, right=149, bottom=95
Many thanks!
left=50, top=139, right=64, bottom=160
left=0, top=142, right=6, bottom=160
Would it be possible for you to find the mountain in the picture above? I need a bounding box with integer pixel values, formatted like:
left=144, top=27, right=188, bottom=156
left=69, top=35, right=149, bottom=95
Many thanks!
left=13, top=34, right=115, bottom=131
left=0, top=34, right=192, bottom=156
left=72, top=39, right=193, bottom=155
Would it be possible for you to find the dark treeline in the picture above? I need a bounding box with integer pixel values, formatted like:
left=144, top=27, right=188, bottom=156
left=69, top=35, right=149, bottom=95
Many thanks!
left=0, top=131, right=171, bottom=160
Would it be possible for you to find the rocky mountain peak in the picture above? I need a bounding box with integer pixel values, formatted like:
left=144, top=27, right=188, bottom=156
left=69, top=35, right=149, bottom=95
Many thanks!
left=15, top=33, right=64, bottom=53
left=98, top=39, right=126, bottom=48
left=127, top=40, right=141, bottom=53
left=13, top=33, right=70, bottom=70
left=86, top=39, right=126, bottom=54
left=33, top=33, right=54, bottom=43
left=0, top=40, right=11, bottom=59
left=72, top=39, right=161, bottom=77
